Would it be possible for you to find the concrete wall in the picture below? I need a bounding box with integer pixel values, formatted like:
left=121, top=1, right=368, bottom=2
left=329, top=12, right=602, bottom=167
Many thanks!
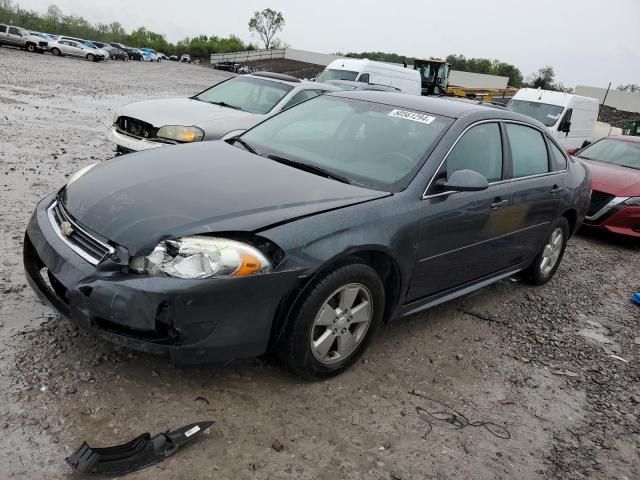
left=210, top=49, right=286, bottom=64
left=210, top=48, right=342, bottom=66
left=575, top=85, right=640, bottom=113
left=449, top=70, right=509, bottom=89
left=283, top=48, right=344, bottom=66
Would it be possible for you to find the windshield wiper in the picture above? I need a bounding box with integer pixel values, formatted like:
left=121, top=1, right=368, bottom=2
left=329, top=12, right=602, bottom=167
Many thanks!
left=227, top=137, right=257, bottom=154
left=208, top=100, right=242, bottom=111
left=266, top=154, right=351, bottom=184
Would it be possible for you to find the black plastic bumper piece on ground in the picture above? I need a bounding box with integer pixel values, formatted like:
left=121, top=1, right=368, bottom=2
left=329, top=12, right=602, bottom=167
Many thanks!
left=65, top=420, right=214, bottom=476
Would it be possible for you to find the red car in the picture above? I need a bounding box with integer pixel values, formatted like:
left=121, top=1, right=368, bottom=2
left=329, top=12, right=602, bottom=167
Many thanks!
left=573, top=136, right=640, bottom=237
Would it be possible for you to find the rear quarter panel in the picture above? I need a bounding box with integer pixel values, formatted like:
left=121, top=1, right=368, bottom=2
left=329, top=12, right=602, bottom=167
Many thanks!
left=564, top=156, right=591, bottom=231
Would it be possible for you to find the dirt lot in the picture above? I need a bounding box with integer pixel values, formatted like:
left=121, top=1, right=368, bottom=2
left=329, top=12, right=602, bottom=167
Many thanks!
left=1, top=47, right=639, bottom=480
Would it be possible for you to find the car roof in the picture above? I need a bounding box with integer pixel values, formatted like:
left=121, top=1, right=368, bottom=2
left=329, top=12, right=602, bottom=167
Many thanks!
left=606, top=135, right=640, bottom=143
left=321, top=79, right=401, bottom=92
left=327, top=90, right=528, bottom=120
left=246, top=72, right=326, bottom=89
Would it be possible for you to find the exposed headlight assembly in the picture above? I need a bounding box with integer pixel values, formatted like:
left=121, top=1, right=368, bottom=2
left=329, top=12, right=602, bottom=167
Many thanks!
left=157, top=125, right=204, bottom=143
left=67, top=162, right=99, bottom=186
left=130, top=236, right=272, bottom=279
left=624, top=197, right=640, bottom=206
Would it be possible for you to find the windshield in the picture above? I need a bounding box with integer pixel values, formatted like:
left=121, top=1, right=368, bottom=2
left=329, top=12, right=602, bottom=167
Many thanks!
left=83, top=41, right=97, bottom=49
left=507, top=100, right=564, bottom=127
left=240, top=95, right=452, bottom=191
left=195, top=77, right=293, bottom=115
left=316, top=69, right=359, bottom=83
left=578, top=138, right=640, bottom=170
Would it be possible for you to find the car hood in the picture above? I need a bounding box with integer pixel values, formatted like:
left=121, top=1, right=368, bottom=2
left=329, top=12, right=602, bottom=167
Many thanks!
left=117, top=98, right=261, bottom=129
left=62, top=141, right=389, bottom=256
left=579, top=158, right=640, bottom=197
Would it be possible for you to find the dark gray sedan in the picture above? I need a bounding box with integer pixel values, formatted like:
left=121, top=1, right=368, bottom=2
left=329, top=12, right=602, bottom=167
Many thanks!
left=24, top=92, right=590, bottom=379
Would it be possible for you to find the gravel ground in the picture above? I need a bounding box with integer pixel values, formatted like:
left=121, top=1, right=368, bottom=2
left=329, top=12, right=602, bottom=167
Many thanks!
left=0, top=47, right=639, bottom=479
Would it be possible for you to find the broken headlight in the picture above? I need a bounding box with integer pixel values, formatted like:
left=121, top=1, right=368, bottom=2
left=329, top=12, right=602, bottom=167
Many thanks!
left=129, top=236, right=272, bottom=279
left=157, top=125, right=204, bottom=143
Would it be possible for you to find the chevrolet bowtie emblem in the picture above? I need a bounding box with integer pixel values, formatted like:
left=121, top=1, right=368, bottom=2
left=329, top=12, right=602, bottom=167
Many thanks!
left=60, top=221, right=74, bottom=237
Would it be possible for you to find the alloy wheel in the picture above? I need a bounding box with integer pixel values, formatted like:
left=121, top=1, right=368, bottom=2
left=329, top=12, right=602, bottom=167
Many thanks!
left=540, top=227, right=564, bottom=276
left=310, top=283, right=373, bottom=364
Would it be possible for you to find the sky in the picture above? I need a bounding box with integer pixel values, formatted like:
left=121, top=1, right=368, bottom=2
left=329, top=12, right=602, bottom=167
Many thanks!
left=15, top=0, right=640, bottom=87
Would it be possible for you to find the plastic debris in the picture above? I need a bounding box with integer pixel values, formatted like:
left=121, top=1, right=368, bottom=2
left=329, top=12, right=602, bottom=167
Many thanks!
left=631, top=292, right=640, bottom=305
left=65, top=420, right=213, bottom=475
left=608, top=355, right=629, bottom=363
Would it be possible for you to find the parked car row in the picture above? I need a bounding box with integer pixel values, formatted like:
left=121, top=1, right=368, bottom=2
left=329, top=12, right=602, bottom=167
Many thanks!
left=0, top=23, right=168, bottom=63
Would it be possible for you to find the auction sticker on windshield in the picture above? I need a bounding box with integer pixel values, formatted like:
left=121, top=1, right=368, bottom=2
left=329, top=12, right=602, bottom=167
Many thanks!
left=388, top=109, right=436, bottom=124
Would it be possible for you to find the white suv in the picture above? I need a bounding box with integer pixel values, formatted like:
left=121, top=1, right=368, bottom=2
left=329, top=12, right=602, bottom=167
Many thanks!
left=0, top=24, right=48, bottom=52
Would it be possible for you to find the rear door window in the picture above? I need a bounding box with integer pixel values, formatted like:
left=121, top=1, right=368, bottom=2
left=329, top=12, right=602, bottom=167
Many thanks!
left=506, top=123, right=549, bottom=177
left=282, top=89, right=322, bottom=110
left=0, top=26, right=6, bottom=33
left=445, top=122, right=503, bottom=182
left=8, top=27, right=20, bottom=35
left=548, top=140, right=568, bottom=171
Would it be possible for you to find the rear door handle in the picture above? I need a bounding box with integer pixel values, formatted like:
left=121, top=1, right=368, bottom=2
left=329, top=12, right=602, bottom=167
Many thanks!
left=550, top=184, right=564, bottom=194
left=490, top=198, right=509, bottom=209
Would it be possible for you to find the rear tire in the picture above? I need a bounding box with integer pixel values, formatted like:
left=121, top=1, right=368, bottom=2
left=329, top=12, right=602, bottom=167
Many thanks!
left=523, top=217, right=569, bottom=285
left=26, top=43, right=36, bottom=53
left=51, top=48, right=61, bottom=56
left=281, top=262, right=385, bottom=380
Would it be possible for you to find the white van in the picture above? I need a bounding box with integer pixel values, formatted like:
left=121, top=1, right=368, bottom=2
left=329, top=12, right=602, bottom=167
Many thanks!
left=316, top=59, right=421, bottom=95
left=507, top=88, right=599, bottom=150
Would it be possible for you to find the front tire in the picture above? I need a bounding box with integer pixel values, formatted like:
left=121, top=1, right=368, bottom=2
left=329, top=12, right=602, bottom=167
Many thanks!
left=51, top=48, right=61, bottom=56
left=26, top=43, right=36, bottom=53
left=523, top=217, right=569, bottom=285
left=86, top=53, right=95, bottom=62
left=282, top=262, right=385, bottom=380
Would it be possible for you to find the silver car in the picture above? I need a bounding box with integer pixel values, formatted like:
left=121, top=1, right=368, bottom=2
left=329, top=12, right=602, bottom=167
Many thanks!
left=49, top=38, right=105, bottom=61
left=108, top=72, right=339, bottom=154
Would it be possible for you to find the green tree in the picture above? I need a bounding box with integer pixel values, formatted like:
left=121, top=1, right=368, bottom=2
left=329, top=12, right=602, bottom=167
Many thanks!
left=445, top=54, right=467, bottom=71
left=617, top=84, right=640, bottom=93
left=248, top=8, right=284, bottom=49
left=493, top=61, right=523, bottom=87
left=524, top=66, right=572, bottom=92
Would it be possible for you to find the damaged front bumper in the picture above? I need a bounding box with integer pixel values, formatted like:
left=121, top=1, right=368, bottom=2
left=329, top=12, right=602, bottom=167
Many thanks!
left=24, top=194, right=301, bottom=365
left=107, top=127, right=167, bottom=153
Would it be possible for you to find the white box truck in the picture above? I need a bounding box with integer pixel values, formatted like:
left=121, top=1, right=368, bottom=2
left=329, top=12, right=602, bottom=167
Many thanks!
left=507, top=88, right=599, bottom=150
left=315, top=59, right=422, bottom=95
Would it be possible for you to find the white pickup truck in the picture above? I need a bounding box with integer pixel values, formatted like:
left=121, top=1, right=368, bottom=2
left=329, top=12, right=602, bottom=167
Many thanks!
left=0, top=24, right=48, bottom=53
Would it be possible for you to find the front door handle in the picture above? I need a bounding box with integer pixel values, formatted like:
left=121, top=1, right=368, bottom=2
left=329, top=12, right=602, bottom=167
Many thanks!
left=490, top=198, right=509, bottom=209
left=550, top=184, right=564, bottom=194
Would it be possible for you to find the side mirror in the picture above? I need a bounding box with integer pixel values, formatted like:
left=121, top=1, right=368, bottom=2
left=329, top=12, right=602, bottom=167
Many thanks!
left=559, top=121, right=571, bottom=133
left=435, top=169, right=489, bottom=193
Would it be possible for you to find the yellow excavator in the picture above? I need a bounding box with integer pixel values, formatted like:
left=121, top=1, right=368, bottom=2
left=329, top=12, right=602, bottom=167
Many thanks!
left=413, top=58, right=450, bottom=95
left=412, top=58, right=514, bottom=102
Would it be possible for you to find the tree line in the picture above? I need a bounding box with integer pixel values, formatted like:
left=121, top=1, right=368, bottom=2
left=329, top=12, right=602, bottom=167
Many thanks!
left=0, top=1, right=249, bottom=58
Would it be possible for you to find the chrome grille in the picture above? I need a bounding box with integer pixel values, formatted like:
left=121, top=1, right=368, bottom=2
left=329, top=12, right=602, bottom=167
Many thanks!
left=48, top=201, right=115, bottom=265
left=587, top=191, right=615, bottom=217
